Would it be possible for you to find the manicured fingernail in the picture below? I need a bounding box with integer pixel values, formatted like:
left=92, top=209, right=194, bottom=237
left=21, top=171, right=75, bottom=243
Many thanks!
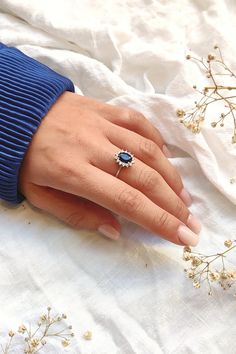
left=180, top=188, right=192, bottom=207
left=98, top=224, right=120, bottom=240
left=187, top=214, right=202, bottom=234
left=177, top=225, right=199, bottom=246
left=162, top=144, right=172, bottom=158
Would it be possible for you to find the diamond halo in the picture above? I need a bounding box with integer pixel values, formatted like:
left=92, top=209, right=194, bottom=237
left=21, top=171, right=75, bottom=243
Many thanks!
left=114, top=150, right=135, bottom=168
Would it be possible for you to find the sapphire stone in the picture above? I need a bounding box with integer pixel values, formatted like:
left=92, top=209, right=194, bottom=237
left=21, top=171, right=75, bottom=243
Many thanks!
left=118, top=152, right=132, bottom=163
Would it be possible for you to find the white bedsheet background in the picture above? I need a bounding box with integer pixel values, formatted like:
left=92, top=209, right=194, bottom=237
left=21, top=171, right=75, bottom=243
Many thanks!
left=0, top=0, right=235, bottom=353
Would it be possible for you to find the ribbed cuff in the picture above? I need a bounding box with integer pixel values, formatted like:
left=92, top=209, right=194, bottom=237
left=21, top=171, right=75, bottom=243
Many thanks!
left=0, top=43, right=75, bottom=203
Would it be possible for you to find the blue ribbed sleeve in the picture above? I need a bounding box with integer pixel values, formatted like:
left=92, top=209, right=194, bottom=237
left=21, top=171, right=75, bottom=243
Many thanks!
left=0, top=43, right=75, bottom=204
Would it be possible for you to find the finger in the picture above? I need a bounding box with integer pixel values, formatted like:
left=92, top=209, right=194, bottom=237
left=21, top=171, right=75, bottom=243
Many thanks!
left=26, top=184, right=121, bottom=240
left=105, top=123, right=192, bottom=206
left=89, top=142, right=201, bottom=234
left=101, top=106, right=169, bottom=154
left=52, top=165, right=200, bottom=246
left=72, top=95, right=168, bottom=155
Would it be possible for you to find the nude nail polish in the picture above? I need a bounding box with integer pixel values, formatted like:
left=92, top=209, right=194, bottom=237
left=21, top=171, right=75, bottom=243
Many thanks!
left=187, top=214, right=202, bottom=234
left=98, top=224, right=120, bottom=240
left=180, top=188, right=192, bottom=207
left=178, top=225, right=199, bottom=246
left=162, top=144, right=172, bottom=158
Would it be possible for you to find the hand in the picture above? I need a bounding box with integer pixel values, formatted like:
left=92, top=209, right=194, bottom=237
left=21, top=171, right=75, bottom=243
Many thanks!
left=19, top=92, right=201, bottom=246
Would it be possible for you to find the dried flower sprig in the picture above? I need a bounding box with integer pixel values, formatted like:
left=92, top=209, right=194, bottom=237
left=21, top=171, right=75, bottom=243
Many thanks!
left=0, top=307, right=74, bottom=353
left=83, top=330, right=92, bottom=340
left=0, top=331, right=15, bottom=354
left=183, top=240, right=236, bottom=296
left=176, top=46, right=236, bottom=143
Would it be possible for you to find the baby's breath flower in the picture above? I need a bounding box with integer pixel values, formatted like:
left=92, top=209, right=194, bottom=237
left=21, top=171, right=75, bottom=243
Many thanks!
left=192, top=125, right=200, bottom=134
left=40, top=314, right=47, bottom=321
left=176, top=109, right=185, bottom=118
left=191, top=257, right=202, bottom=267
left=180, top=46, right=236, bottom=143
left=83, top=330, right=92, bottom=340
left=2, top=308, right=75, bottom=353
left=18, top=324, right=27, bottom=334
left=220, top=271, right=230, bottom=280
left=183, top=236, right=236, bottom=296
left=30, top=338, right=40, bottom=348
left=187, top=270, right=195, bottom=279
left=8, top=330, right=15, bottom=337
left=224, top=240, right=233, bottom=248
left=184, top=246, right=192, bottom=253
left=193, top=281, right=201, bottom=288
left=209, top=272, right=220, bottom=281
left=183, top=252, right=191, bottom=261
left=228, top=271, right=236, bottom=279
left=208, top=53, right=215, bottom=61
left=62, top=339, right=70, bottom=347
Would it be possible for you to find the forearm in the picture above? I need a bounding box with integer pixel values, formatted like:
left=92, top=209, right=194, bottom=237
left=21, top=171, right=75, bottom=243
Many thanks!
left=0, top=43, right=74, bottom=203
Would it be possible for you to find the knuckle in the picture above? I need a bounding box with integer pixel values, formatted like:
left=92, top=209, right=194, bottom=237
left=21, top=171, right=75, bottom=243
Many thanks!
left=120, top=107, right=133, bottom=121
left=120, top=107, right=146, bottom=126
left=139, top=170, right=158, bottom=192
left=65, top=210, right=85, bottom=229
left=170, top=165, right=179, bottom=179
left=139, top=138, right=157, bottom=160
left=129, top=109, right=146, bottom=124
left=56, top=160, right=82, bottom=181
left=53, top=159, right=88, bottom=189
left=56, top=160, right=74, bottom=178
left=170, top=167, right=183, bottom=190
left=116, top=188, right=141, bottom=214
left=61, top=164, right=76, bottom=179
left=71, top=130, right=83, bottom=146
left=174, top=198, right=187, bottom=221
left=155, top=211, right=170, bottom=230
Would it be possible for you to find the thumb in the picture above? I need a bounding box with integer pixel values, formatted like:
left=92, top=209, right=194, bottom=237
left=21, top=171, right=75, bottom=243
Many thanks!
left=25, top=184, right=121, bottom=240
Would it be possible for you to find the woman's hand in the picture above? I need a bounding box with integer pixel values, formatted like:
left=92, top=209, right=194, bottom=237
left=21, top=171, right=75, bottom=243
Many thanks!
left=19, top=92, right=201, bottom=246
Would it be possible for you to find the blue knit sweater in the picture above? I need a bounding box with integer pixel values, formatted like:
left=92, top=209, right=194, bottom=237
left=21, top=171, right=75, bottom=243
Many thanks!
left=0, top=43, right=75, bottom=203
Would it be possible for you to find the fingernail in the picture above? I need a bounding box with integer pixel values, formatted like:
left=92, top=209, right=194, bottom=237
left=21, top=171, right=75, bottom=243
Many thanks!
left=98, top=224, right=120, bottom=240
left=177, top=225, right=199, bottom=246
left=162, top=144, right=172, bottom=158
left=187, top=214, right=202, bottom=234
left=180, top=188, right=192, bottom=207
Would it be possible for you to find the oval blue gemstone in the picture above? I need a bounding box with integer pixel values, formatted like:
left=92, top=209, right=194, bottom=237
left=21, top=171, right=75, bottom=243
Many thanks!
left=118, top=152, right=132, bottom=163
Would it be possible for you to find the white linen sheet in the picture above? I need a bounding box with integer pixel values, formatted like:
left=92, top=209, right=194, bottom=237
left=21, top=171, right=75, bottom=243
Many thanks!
left=0, top=0, right=235, bottom=353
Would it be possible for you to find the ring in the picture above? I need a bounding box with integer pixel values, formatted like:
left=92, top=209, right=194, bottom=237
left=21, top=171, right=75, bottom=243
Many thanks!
left=114, top=150, right=135, bottom=178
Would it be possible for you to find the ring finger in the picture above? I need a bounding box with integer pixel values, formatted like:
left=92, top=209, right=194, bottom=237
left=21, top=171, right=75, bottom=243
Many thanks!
left=105, top=122, right=192, bottom=206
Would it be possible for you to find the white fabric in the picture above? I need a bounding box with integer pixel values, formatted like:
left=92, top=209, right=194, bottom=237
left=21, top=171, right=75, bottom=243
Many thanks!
left=0, top=0, right=236, bottom=353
